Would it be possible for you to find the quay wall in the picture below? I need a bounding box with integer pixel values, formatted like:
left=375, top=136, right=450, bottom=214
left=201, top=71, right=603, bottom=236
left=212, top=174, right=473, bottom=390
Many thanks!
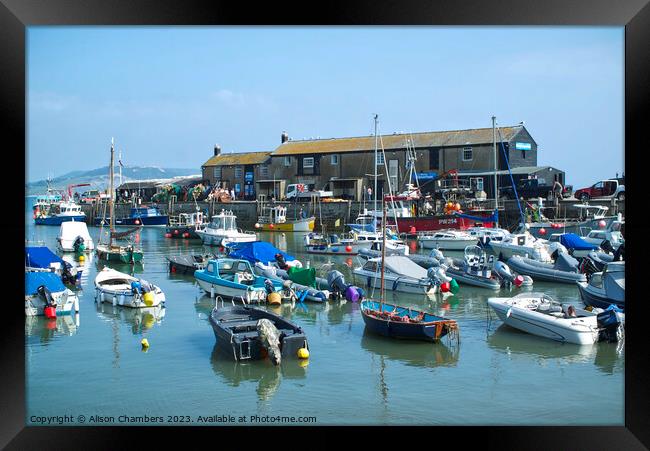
left=80, top=198, right=624, bottom=232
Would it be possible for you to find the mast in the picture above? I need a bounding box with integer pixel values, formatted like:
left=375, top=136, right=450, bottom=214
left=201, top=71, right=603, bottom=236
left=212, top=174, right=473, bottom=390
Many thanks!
left=373, top=114, right=378, bottom=217
left=109, top=138, right=115, bottom=248
left=118, top=149, right=123, bottom=188
left=380, top=196, right=386, bottom=311
left=492, top=116, right=498, bottom=218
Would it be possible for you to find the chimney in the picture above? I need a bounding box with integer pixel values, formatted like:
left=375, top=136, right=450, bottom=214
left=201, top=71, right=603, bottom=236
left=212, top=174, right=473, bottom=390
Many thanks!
left=214, top=144, right=221, bottom=156
left=281, top=131, right=289, bottom=144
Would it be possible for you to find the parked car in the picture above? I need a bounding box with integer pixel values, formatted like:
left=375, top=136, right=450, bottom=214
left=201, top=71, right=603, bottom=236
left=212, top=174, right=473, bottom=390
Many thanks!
left=574, top=179, right=625, bottom=202
left=499, top=178, right=572, bottom=200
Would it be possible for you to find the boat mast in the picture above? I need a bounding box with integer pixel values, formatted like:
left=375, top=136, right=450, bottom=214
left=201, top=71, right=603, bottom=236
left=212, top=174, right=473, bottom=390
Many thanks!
left=109, top=138, right=115, bottom=248
left=492, top=116, right=498, bottom=226
left=373, top=114, right=378, bottom=217
left=380, top=197, right=386, bottom=312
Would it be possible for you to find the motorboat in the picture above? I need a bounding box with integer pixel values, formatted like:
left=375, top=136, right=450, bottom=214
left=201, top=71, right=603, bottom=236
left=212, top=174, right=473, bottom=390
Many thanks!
left=416, top=229, right=478, bottom=251
left=25, top=244, right=82, bottom=286
left=94, top=267, right=165, bottom=308
left=304, top=232, right=360, bottom=255
left=194, top=258, right=284, bottom=304
left=209, top=303, right=309, bottom=364
left=94, top=205, right=168, bottom=226
left=25, top=271, right=80, bottom=317
left=489, top=230, right=553, bottom=262
left=360, top=299, right=459, bottom=342
left=166, top=211, right=206, bottom=239
left=167, top=254, right=213, bottom=274
left=443, top=246, right=502, bottom=290
left=57, top=220, right=95, bottom=252
left=466, top=226, right=511, bottom=248
left=582, top=225, right=624, bottom=252
left=34, top=200, right=86, bottom=226
left=256, top=205, right=314, bottom=232
left=195, top=210, right=257, bottom=246
left=505, top=253, right=586, bottom=284
left=358, top=238, right=410, bottom=259
left=487, top=292, right=624, bottom=345
left=353, top=255, right=448, bottom=295
left=546, top=233, right=599, bottom=259
left=577, top=261, right=625, bottom=311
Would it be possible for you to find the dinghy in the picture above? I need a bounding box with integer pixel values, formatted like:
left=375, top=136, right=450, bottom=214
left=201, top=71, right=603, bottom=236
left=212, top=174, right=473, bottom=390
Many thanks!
left=577, top=261, right=625, bottom=311
left=443, top=246, right=502, bottom=290
left=506, top=253, right=587, bottom=284
left=94, top=267, right=165, bottom=308
left=25, top=271, right=79, bottom=317
left=487, top=292, right=624, bottom=345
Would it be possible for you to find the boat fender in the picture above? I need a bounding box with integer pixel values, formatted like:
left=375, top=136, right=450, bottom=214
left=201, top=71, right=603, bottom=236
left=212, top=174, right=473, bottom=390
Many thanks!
left=297, top=347, right=310, bottom=359
left=345, top=286, right=361, bottom=302
left=449, top=278, right=460, bottom=294
left=143, top=292, right=155, bottom=306
left=267, top=292, right=281, bottom=305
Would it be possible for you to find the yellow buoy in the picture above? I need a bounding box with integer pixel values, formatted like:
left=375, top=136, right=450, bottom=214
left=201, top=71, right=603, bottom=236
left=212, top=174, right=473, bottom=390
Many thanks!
left=297, top=347, right=310, bottom=359
left=143, top=292, right=155, bottom=306
left=267, top=292, right=281, bottom=305
left=78, top=254, right=85, bottom=263
left=141, top=338, right=149, bottom=348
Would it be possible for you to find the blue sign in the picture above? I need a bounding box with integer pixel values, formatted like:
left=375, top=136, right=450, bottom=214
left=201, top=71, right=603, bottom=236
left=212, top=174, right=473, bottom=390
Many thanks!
left=245, top=172, right=254, bottom=182
left=515, top=142, right=532, bottom=151
left=416, top=171, right=438, bottom=181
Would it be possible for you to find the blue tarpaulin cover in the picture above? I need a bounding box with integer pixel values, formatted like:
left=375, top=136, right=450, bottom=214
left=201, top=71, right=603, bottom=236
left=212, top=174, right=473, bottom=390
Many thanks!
left=25, top=246, right=64, bottom=269
left=559, top=233, right=599, bottom=251
left=25, top=271, right=65, bottom=295
left=453, top=209, right=499, bottom=223
left=227, top=241, right=295, bottom=264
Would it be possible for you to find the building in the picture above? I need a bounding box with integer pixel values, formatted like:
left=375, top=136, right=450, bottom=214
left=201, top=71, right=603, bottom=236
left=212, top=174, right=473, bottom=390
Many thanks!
left=116, top=175, right=204, bottom=202
left=456, top=166, right=566, bottom=200
left=266, top=125, right=540, bottom=200
left=201, top=145, right=272, bottom=200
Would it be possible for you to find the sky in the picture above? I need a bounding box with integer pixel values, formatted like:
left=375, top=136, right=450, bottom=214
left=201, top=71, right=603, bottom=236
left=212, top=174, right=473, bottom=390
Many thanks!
left=27, top=26, right=624, bottom=188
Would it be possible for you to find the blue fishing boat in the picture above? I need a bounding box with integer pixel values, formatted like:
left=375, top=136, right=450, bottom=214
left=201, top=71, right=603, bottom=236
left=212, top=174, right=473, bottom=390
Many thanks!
left=94, top=206, right=168, bottom=226
left=194, top=258, right=284, bottom=304
left=34, top=201, right=86, bottom=225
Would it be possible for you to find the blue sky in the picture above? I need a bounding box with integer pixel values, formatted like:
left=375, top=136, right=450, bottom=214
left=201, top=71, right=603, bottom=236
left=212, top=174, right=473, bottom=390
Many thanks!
left=27, top=26, right=624, bottom=188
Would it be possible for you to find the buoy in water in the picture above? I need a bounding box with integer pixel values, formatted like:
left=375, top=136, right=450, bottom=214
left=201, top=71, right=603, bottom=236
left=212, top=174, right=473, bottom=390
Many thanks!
left=165, top=233, right=172, bottom=238
left=143, top=292, right=155, bottom=306
left=297, top=348, right=310, bottom=359
left=135, top=219, right=140, bottom=225
left=267, top=292, right=281, bottom=305
left=173, top=229, right=179, bottom=235
left=182, top=232, right=190, bottom=238
left=440, top=282, right=451, bottom=293
left=514, top=275, right=524, bottom=287
left=44, top=306, right=57, bottom=319
left=255, top=223, right=260, bottom=229
left=78, top=254, right=85, bottom=263
left=141, top=338, right=149, bottom=349
left=269, top=224, right=275, bottom=229
left=409, top=226, right=416, bottom=234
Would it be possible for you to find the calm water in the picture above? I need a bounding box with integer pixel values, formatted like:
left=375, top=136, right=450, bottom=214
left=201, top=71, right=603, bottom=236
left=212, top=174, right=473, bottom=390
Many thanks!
left=25, top=198, right=624, bottom=426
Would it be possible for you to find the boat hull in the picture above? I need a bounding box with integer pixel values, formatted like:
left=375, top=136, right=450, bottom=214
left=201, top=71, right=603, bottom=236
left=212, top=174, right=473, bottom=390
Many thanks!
left=94, top=216, right=168, bottom=226
left=353, top=270, right=434, bottom=294
left=576, top=282, right=625, bottom=311
left=35, top=215, right=86, bottom=226
left=418, top=238, right=478, bottom=250
left=195, top=277, right=273, bottom=304
left=506, top=256, right=586, bottom=284
left=95, top=287, right=165, bottom=308
left=96, top=246, right=144, bottom=263
left=259, top=217, right=315, bottom=232
left=445, top=268, right=501, bottom=289
left=165, top=226, right=201, bottom=239
left=396, top=214, right=495, bottom=234
left=195, top=230, right=257, bottom=247
left=25, top=291, right=79, bottom=316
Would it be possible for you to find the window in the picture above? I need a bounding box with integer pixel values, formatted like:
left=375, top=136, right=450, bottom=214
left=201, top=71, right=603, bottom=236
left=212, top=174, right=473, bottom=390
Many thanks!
left=331, top=154, right=339, bottom=165
left=213, top=167, right=222, bottom=179
left=376, top=153, right=384, bottom=166
left=259, top=165, right=269, bottom=178
left=284, top=156, right=291, bottom=167
left=303, top=157, right=314, bottom=168
left=429, top=148, right=440, bottom=169
left=462, top=147, right=473, bottom=161
left=470, top=177, right=484, bottom=191
left=234, top=166, right=243, bottom=178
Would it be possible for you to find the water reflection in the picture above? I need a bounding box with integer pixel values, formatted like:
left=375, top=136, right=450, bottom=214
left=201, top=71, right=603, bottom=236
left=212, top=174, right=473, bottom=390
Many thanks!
left=25, top=314, right=80, bottom=344
left=210, top=345, right=307, bottom=402
left=360, top=330, right=460, bottom=369
left=95, top=301, right=166, bottom=335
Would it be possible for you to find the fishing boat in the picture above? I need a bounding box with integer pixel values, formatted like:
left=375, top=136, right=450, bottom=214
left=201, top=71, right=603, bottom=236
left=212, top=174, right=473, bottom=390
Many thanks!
left=255, top=204, right=314, bottom=232
left=359, top=194, right=459, bottom=342
left=94, top=267, right=165, bottom=308
left=208, top=303, right=309, bottom=363
left=167, top=253, right=213, bottom=274
left=417, top=229, right=478, bottom=251
left=95, top=138, right=144, bottom=263
left=353, top=255, right=444, bottom=295
left=576, top=261, right=625, bottom=311
left=94, top=205, right=168, bottom=227
left=194, top=258, right=284, bottom=304
left=57, top=220, right=95, bottom=252
left=166, top=211, right=206, bottom=239
left=487, top=292, right=624, bottom=345
left=506, top=253, right=587, bottom=284
left=25, top=271, right=80, bottom=317
left=303, top=232, right=361, bottom=255
left=34, top=200, right=86, bottom=226
left=444, top=245, right=502, bottom=290
left=195, top=209, right=257, bottom=246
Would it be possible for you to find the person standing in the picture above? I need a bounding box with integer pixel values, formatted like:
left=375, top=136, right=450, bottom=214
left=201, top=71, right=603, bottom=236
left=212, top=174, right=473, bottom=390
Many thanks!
left=367, top=186, right=372, bottom=201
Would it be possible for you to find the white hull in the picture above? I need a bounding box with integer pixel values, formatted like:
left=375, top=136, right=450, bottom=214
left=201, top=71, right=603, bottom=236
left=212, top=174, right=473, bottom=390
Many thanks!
left=196, top=278, right=268, bottom=303
left=353, top=269, right=436, bottom=295
left=418, top=238, right=477, bottom=250
left=196, top=229, right=257, bottom=247
left=95, top=287, right=165, bottom=308
left=488, top=298, right=599, bottom=345
left=25, top=290, right=79, bottom=317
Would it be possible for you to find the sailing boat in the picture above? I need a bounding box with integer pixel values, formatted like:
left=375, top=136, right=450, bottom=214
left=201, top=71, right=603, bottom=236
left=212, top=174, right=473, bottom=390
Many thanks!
left=359, top=201, right=459, bottom=342
left=95, top=138, right=144, bottom=263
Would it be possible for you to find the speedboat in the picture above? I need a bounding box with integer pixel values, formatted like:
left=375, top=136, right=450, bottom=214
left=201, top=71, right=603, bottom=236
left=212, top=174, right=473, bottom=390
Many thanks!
left=506, top=253, right=587, bottom=284
left=195, top=209, right=257, bottom=246
left=488, top=292, right=624, bottom=345
left=209, top=303, right=309, bottom=363
left=353, top=255, right=447, bottom=295
left=94, top=267, right=165, bottom=308
left=57, top=219, right=95, bottom=252
left=194, top=258, right=284, bottom=304
left=25, top=271, right=79, bottom=317
left=547, top=233, right=599, bottom=259
left=444, top=245, right=502, bottom=290
left=489, top=230, right=553, bottom=262
left=577, top=261, right=625, bottom=311
left=417, top=229, right=478, bottom=251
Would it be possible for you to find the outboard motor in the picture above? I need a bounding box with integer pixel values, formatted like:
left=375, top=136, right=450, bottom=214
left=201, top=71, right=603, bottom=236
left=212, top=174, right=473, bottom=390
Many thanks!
left=37, top=285, right=57, bottom=319
left=61, top=261, right=76, bottom=285
left=428, top=266, right=452, bottom=285
left=600, top=239, right=615, bottom=255
left=493, top=261, right=526, bottom=288
left=327, top=270, right=362, bottom=302
left=429, top=248, right=444, bottom=261
left=73, top=236, right=85, bottom=253
left=613, top=242, right=625, bottom=261
left=131, top=280, right=142, bottom=295
left=597, top=305, right=625, bottom=343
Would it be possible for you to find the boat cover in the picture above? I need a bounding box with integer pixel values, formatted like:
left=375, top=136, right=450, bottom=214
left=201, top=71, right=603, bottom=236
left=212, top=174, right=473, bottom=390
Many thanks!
left=287, top=266, right=316, bottom=287
left=559, top=233, right=598, bottom=251
left=25, top=246, right=65, bottom=269
left=25, top=271, right=65, bottom=295
left=384, top=256, right=428, bottom=279
left=554, top=253, right=580, bottom=272
left=227, top=241, right=295, bottom=264
left=454, top=209, right=498, bottom=223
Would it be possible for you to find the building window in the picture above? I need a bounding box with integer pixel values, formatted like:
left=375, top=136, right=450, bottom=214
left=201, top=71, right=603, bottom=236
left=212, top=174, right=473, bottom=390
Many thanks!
left=470, top=177, right=484, bottom=192
left=376, top=153, right=384, bottom=166
left=462, top=147, right=473, bottom=161
left=284, top=156, right=291, bottom=167
left=234, top=166, right=243, bottom=178
left=331, top=154, right=339, bottom=165
left=429, top=148, right=439, bottom=169
left=259, top=164, right=269, bottom=178
left=213, top=167, right=222, bottom=179
left=303, top=157, right=314, bottom=169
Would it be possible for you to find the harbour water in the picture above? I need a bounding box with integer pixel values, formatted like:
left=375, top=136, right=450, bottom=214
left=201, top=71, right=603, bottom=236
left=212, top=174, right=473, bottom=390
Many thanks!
left=25, top=198, right=624, bottom=426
